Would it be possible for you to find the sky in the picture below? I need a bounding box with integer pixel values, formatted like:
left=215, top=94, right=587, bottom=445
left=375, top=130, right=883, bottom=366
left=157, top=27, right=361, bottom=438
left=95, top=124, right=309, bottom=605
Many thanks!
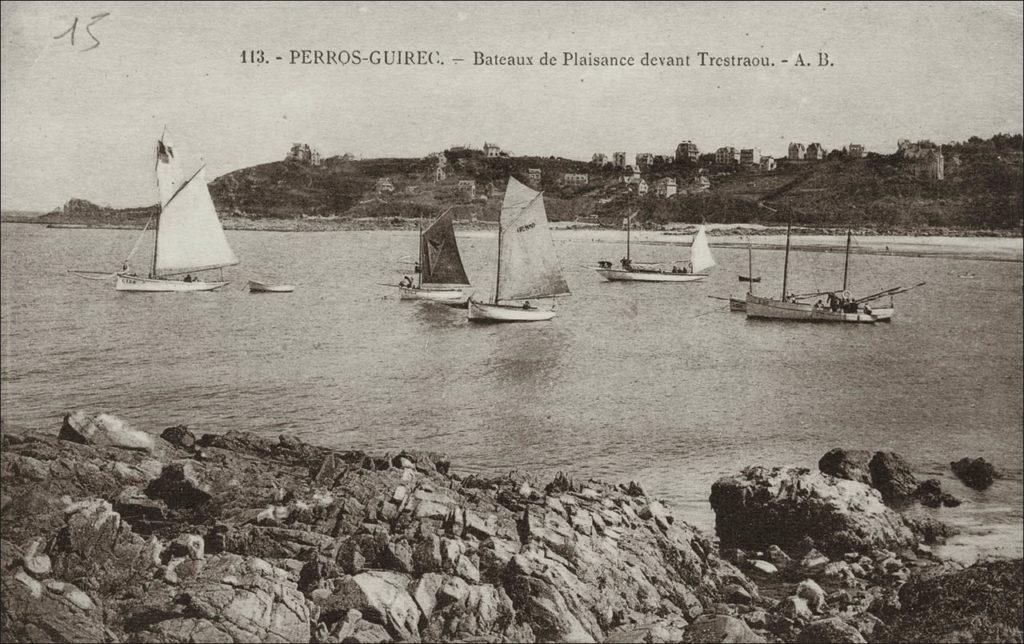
left=1, top=1, right=1022, bottom=210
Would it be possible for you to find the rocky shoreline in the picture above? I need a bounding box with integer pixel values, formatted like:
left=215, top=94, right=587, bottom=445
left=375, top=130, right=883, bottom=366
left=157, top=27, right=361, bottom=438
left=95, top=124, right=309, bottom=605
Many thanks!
left=1, top=412, right=1021, bottom=643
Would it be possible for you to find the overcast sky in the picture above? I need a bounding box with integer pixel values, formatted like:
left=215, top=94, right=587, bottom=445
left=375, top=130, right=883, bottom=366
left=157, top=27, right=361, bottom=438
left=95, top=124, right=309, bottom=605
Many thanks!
left=2, top=1, right=1022, bottom=210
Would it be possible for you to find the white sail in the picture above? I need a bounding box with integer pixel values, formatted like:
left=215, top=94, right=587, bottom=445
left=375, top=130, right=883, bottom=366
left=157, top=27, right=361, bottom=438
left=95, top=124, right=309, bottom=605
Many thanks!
left=496, top=177, right=570, bottom=301
left=154, top=167, right=238, bottom=276
left=690, top=226, right=716, bottom=274
left=155, top=131, right=185, bottom=207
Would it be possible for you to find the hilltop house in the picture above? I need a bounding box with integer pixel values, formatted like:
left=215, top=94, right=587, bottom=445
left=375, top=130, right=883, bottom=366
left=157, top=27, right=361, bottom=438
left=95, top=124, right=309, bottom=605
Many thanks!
left=635, top=179, right=650, bottom=197
left=375, top=177, right=395, bottom=194
left=788, top=142, right=806, bottom=160
left=806, top=143, right=826, bottom=160
left=848, top=144, right=865, bottom=158
left=740, top=148, right=761, bottom=165
left=483, top=142, right=501, bottom=157
left=528, top=168, right=542, bottom=186
left=675, top=140, right=700, bottom=163
left=715, top=147, right=740, bottom=165
left=612, top=152, right=628, bottom=169
left=654, top=177, right=677, bottom=198
left=900, top=140, right=944, bottom=181
left=621, top=168, right=643, bottom=184
left=635, top=153, right=655, bottom=168
left=759, top=156, right=777, bottom=172
left=286, top=143, right=322, bottom=166
left=433, top=166, right=447, bottom=182
left=562, top=173, right=588, bottom=186
left=457, top=179, right=477, bottom=198
left=592, top=153, right=607, bottom=165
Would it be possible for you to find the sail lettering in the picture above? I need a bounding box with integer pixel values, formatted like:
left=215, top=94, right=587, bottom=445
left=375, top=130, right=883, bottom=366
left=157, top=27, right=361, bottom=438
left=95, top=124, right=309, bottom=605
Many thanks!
left=516, top=222, right=535, bottom=233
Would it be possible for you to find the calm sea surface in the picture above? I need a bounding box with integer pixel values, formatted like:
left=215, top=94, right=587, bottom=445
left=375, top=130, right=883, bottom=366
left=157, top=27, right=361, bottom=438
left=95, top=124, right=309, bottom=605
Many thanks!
left=2, top=223, right=1022, bottom=560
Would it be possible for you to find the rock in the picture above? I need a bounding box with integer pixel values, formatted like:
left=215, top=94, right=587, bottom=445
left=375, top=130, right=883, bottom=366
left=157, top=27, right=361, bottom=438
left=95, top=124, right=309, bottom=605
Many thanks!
left=413, top=534, right=442, bottom=574
left=886, top=558, right=1023, bottom=642
left=710, top=466, right=917, bottom=557
left=160, top=424, right=196, bottom=450
left=439, top=575, right=469, bottom=605
left=868, top=451, right=918, bottom=504
left=21, top=538, right=52, bottom=578
left=742, top=609, right=768, bottom=629
left=685, top=614, right=766, bottom=643
left=950, top=457, right=996, bottom=490
left=777, top=595, right=813, bottom=621
left=724, top=583, right=754, bottom=604
left=343, top=571, right=421, bottom=640
left=169, top=533, right=205, bottom=560
left=913, top=478, right=961, bottom=508
left=800, top=548, right=830, bottom=571
left=822, top=561, right=854, bottom=583
left=59, top=411, right=155, bottom=453
left=796, top=617, right=868, bottom=642
left=455, top=553, right=481, bottom=583
left=796, top=579, right=827, bottom=613
left=818, top=448, right=873, bottom=485
left=464, top=510, right=497, bottom=538
left=145, top=462, right=211, bottom=508
left=412, top=572, right=444, bottom=620
left=767, top=544, right=792, bottom=566
left=748, top=559, right=777, bottom=575
left=383, top=540, right=413, bottom=574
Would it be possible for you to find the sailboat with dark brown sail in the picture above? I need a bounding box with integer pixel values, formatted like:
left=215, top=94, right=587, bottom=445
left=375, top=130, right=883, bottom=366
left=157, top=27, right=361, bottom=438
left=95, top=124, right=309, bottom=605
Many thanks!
left=467, top=177, right=570, bottom=322
left=398, top=209, right=474, bottom=304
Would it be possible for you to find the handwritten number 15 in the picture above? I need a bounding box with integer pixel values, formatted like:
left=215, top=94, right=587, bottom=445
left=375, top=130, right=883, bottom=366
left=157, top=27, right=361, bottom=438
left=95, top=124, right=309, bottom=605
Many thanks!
left=54, top=13, right=110, bottom=51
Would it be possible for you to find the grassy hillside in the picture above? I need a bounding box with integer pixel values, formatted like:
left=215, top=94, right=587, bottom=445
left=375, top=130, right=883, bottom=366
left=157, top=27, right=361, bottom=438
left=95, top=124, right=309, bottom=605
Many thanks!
left=29, top=134, right=1023, bottom=232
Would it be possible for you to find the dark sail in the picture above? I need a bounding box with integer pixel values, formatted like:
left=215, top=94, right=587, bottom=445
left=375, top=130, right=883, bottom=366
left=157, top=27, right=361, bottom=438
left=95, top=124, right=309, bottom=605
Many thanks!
left=420, top=211, right=470, bottom=285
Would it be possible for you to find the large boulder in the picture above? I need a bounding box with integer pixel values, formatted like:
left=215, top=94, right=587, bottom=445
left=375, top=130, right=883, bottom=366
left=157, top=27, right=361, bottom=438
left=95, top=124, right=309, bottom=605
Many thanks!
left=685, top=614, right=766, bottom=643
left=868, top=452, right=919, bottom=504
left=709, top=466, right=917, bottom=557
left=950, top=457, right=996, bottom=490
left=818, top=449, right=873, bottom=485
left=796, top=617, right=867, bottom=643
left=59, top=411, right=155, bottom=453
left=886, top=558, right=1023, bottom=642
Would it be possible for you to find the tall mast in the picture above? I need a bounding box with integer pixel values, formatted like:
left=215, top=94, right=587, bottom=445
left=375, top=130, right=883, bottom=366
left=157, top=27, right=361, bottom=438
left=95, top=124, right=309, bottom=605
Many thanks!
left=781, top=220, right=792, bottom=300
left=493, top=220, right=502, bottom=304
left=626, top=214, right=631, bottom=261
left=842, top=229, right=852, bottom=292
left=151, top=208, right=160, bottom=278
left=747, top=237, right=754, bottom=294
left=417, top=218, right=423, bottom=288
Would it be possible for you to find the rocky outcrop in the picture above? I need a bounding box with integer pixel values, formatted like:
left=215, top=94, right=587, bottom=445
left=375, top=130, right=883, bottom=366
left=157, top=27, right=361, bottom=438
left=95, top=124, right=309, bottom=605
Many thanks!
left=1, top=412, right=762, bottom=643
left=818, top=449, right=873, bottom=486
left=710, top=466, right=918, bottom=557
left=59, top=411, right=156, bottom=453
left=950, top=457, right=997, bottom=490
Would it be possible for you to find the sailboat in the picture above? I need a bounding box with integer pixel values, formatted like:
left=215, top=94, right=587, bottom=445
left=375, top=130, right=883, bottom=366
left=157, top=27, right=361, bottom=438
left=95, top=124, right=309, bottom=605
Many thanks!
left=398, top=209, right=474, bottom=304
left=745, top=225, right=916, bottom=323
left=114, top=131, right=238, bottom=292
left=594, top=216, right=716, bottom=282
left=467, top=177, right=570, bottom=322
left=729, top=239, right=757, bottom=312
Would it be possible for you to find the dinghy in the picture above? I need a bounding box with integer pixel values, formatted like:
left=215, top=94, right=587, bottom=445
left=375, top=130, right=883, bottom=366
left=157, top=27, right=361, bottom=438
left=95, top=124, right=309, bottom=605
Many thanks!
left=248, top=281, right=295, bottom=293
left=398, top=210, right=473, bottom=304
left=468, top=177, right=570, bottom=322
left=109, top=131, right=238, bottom=292
left=594, top=216, right=716, bottom=282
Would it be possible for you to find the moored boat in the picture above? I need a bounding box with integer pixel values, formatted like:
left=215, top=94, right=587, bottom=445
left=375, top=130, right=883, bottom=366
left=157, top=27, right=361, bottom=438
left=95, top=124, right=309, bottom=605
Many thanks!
left=248, top=281, right=295, bottom=293
left=468, top=177, right=569, bottom=323
left=397, top=210, right=473, bottom=304
left=594, top=216, right=716, bottom=282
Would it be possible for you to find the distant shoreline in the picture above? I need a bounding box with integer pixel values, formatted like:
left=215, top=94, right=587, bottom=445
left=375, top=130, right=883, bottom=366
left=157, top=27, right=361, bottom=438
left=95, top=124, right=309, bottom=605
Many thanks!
left=2, top=216, right=1021, bottom=239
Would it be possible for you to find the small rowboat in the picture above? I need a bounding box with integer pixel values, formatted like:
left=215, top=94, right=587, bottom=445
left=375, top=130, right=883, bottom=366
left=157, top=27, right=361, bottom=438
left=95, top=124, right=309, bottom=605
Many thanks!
left=248, top=280, right=294, bottom=293
left=738, top=275, right=761, bottom=283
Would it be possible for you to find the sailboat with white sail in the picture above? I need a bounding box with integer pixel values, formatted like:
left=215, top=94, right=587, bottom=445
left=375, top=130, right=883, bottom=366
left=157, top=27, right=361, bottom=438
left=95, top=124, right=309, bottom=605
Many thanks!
left=113, top=131, right=238, bottom=292
left=398, top=209, right=473, bottom=304
left=594, top=215, right=716, bottom=282
left=467, top=177, right=570, bottom=322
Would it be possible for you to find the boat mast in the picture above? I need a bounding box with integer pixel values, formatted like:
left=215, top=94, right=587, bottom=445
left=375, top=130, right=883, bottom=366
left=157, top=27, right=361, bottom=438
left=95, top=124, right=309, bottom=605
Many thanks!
left=417, top=218, right=423, bottom=288
left=747, top=237, right=754, bottom=294
left=842, top=229, right=852, bottom=292
left=626, top=215, right=631, bottom=261
left=151, top=208, right=160, bottom=278
left=493, top=220, right=502, bottom=305
left=781, top=220, right=792, bottom=300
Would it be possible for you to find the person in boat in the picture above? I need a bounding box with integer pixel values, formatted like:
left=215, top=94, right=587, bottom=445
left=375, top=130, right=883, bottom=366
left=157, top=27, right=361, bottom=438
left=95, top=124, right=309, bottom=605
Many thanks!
left=522, top=301, right=533, bottom=310
left=620, top=257, right=633, bottom=271
left=183, top=274, right=193, bottom=283
left=121, top=261, right=130, bottom=274
left=814, top=299, right=824, bottom=310
left=399, top=275, right=413, bottom=288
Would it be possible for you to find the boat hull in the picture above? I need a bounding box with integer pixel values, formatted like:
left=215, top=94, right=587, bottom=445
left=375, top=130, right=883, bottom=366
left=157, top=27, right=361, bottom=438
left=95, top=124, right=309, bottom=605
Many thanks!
left=467, top=299, right=556, bottom=322
left=745, top=293, right=878, bottom=323
left=399, top=284, right=472, bottom=303
left=594, top=268, right=706, bottom=283
left=248, top=281, right=295, bottom=293
left=116, top=274, right=227, bottom=292
left=738, top=275, right=761, bottom=283
left=729, top=298, right=746, bottom=312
